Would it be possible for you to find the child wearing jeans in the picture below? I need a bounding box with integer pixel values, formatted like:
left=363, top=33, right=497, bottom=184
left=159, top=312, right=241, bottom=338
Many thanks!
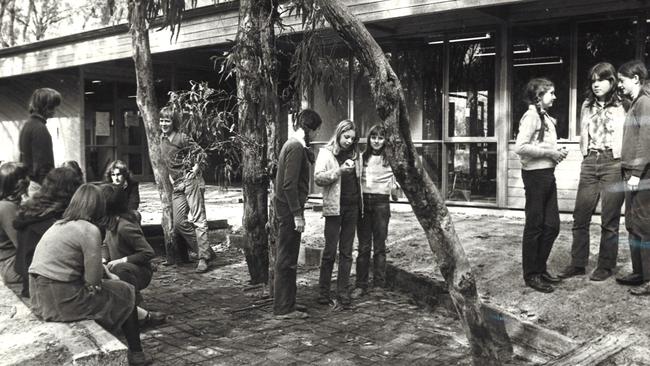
left=352, top=124, right=397, bottom=298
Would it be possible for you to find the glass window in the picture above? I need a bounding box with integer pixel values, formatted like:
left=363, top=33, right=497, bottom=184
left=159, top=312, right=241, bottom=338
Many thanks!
left=446, top=143, right=497, bottom=203
left=577, top=18, right=636, bottom=133
left=448, top=32, right=496, bottom=138
left=511, top=23, right=570, bottom=139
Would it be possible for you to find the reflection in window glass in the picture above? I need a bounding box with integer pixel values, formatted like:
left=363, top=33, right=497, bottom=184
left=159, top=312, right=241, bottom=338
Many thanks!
left=448, top=33, right=495, bottom=138
left=417, top=144, right=443, bottom=188
left=511, top=24, right=570, bottom=139
left=446, top=143, right=497, bottom=203
left=577, top=19, right=635, bottom=133
left=423, top=45, right=444, bottom=141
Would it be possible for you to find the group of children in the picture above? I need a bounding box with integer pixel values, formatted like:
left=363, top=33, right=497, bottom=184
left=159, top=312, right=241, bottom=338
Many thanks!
left=274, top=109, right=398, bottom=319
left=515, top=59, right=650, bottom=294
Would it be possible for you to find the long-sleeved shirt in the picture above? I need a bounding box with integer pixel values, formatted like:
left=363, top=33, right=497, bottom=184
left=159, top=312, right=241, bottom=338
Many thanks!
left=29, top=220, right=103, bottom=286
left=160, top=131, right=206, bottom=183
left=515, top=105, right=558, bottom=171
left=19, top=114, right=54, bottom=184
left=275, top=137, right=312, bottom=216
left=361, top=155, right=395, bottom=195
left=102, top=217, right=155, bottom=265
left=621, top=93, right=650, bottom=178
left=579, top=100, right=625, bottom=158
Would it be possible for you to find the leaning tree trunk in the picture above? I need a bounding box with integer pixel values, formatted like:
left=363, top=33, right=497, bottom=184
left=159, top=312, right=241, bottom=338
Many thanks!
left=128, top=0, right=175, bottom=258
left=235, top=0, right=280, bottom=285
left=316, top=1, right=505, bottom=364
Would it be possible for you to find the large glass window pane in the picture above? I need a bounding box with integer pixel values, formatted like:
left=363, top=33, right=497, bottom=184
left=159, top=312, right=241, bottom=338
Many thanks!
left=446, top=143, right=497, bottom=203
left=418, top=143, right=443, bottom=188
left=423, top=44, right=444, bottom=141
left=577, top=19, right=636, bottom=133
left=448, top=32, right=495, bottom=138
left=511, top=23, right=570, bottom=139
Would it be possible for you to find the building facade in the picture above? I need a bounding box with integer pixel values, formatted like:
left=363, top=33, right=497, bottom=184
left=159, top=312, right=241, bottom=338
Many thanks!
left=0, top=0, right=648, bottom=210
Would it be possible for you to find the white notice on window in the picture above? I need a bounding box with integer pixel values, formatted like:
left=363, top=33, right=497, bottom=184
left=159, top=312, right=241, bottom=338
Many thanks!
left=95, top=112, right=111, bottom=136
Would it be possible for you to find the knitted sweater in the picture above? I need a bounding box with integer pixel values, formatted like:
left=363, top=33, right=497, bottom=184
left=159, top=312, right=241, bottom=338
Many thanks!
left=361, top=155, right=394, bottom=195
left=515, top=105, right=559, bottom=171
left=19, top=114, right=54, bottom=184
left=29, top=220, right=103, bottom=285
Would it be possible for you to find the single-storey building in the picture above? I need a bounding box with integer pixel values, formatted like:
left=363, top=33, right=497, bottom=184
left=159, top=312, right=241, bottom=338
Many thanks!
left=0, top=0, right=648, bottom=211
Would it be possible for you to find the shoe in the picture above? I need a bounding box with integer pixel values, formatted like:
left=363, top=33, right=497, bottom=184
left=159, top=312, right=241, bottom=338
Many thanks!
left=540, top=271, right=562, bottom=283
left=188, top=251, right=199, bottom=260
left=630, top=283, right=650, bottom=296
left=558, top=266, right=586, bottom=279
left=275, top=310, right=309, bottom=319
left=339, top=296, right=351, bottom=306
left=294, top=303, right=307, bottom=312
left=195, top=259, right=209, bottom=273
left=139, top=311, right=166, bottom=328
left=616, top=273, right=644, bottom=286
left=317, top=296, right=331, bottom=305
left=128, top=351, right=153, bottom=366
left=589, top=268, right=612, bottom=281
left=351, top=287, right=368, bottom=299
left=525, top=275, right=554, bottom=293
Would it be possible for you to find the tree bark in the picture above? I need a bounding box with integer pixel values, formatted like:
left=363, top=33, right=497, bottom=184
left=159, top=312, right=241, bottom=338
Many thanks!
left=127, top=0, right=175, bottom=261
left=315, top=1, right=505, bottom=364
left=235, top=0, right=280, bottom=285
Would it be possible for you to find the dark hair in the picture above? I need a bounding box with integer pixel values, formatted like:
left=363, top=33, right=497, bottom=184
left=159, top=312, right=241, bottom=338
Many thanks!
left=28, top=88, right=62, bottom=116
left=100, top=183, right=136, bottom=230
left=584, top=62, right=620, bottom=107
left=0, top=162, right=28, bottom=203
left=326, top=119, right=358, bottom=157
left=618, top=60, right=648, bottom=82
left=61, top=160, right=84, bottom=183
left=295, top=109, right=322, bottom=132
left=61, top=184, right=105, bottom=225
left=159, top=106, right=180, bottom=131
left=103, top=160, right=133, bottom=186
left=19, top=167, right=83, bottom=218
left=523, top=77, right=555, bottom=122
left=362, top=124, right=390, bottom=167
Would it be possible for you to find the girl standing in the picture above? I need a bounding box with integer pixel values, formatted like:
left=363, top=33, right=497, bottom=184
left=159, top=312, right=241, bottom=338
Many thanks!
left=558, top=62, right=626, bottom=281
left=314, top=120, right=362, bottom=306
left=0, top=162, right=28, bottom=283
left=515, top=78, right=568, bottom=293
left=353, top=125, right=396, bottom=297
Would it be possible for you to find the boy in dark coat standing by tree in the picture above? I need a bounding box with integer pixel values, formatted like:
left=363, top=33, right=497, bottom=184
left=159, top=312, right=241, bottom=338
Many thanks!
left=273, top=109, right=322, bottom=319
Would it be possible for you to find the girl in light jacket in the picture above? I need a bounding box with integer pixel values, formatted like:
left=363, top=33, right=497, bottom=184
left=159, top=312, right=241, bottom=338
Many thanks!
left=515, top=77, right=568, bottom=294
left=314, top=120, right=362, bottom=307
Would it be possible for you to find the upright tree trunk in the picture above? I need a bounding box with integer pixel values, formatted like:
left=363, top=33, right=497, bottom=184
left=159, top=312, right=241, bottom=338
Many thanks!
left=316, top=1, right=505, bottom=364
left=236, top=0, right=280, bottom=285
left=127, top=0, right=175, bottom=259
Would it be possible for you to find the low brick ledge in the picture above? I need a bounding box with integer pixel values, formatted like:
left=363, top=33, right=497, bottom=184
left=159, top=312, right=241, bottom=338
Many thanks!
left=0, top=282, right=127, bottom=366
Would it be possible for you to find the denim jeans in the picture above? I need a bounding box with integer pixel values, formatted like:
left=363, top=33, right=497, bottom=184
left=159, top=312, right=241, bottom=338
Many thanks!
left=356, top=194, right=390, bottom=289
left=319, top=203, right=359, bottom=300
left=273, top=199, right=302, bottom=315
left=172, top=177, right=211, bottom=260
left=521, top=168, right=560, bottom=280
left=625, top=178, right=650, bottom=280
left=570, top=150, right=625, bottom=270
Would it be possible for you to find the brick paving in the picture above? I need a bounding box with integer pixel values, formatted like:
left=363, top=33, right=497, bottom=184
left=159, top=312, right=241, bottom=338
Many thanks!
left=137, top=249, right=472, bottom=365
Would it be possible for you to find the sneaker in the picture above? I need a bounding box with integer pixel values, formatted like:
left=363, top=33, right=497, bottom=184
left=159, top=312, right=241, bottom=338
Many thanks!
left=616, top=273, right=644, bottom=286
left=195, top=259, right=209, bottom=273
left=525, top=275, right=554, bottom=293
left=589, top=268, right=612, bottom=281
left=139, top=311, right=166, bottom=329
left=558, top=266, right=586, bottom=279
left=351, top=287, right=368, bottom=299
left=275, top=310, right=309, bottom=319
left=128, top=351, right=153, bottom=366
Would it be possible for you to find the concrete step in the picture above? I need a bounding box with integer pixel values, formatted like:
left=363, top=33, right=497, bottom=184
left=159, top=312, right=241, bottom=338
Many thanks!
left=0, top=283, right=127, bottom=366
